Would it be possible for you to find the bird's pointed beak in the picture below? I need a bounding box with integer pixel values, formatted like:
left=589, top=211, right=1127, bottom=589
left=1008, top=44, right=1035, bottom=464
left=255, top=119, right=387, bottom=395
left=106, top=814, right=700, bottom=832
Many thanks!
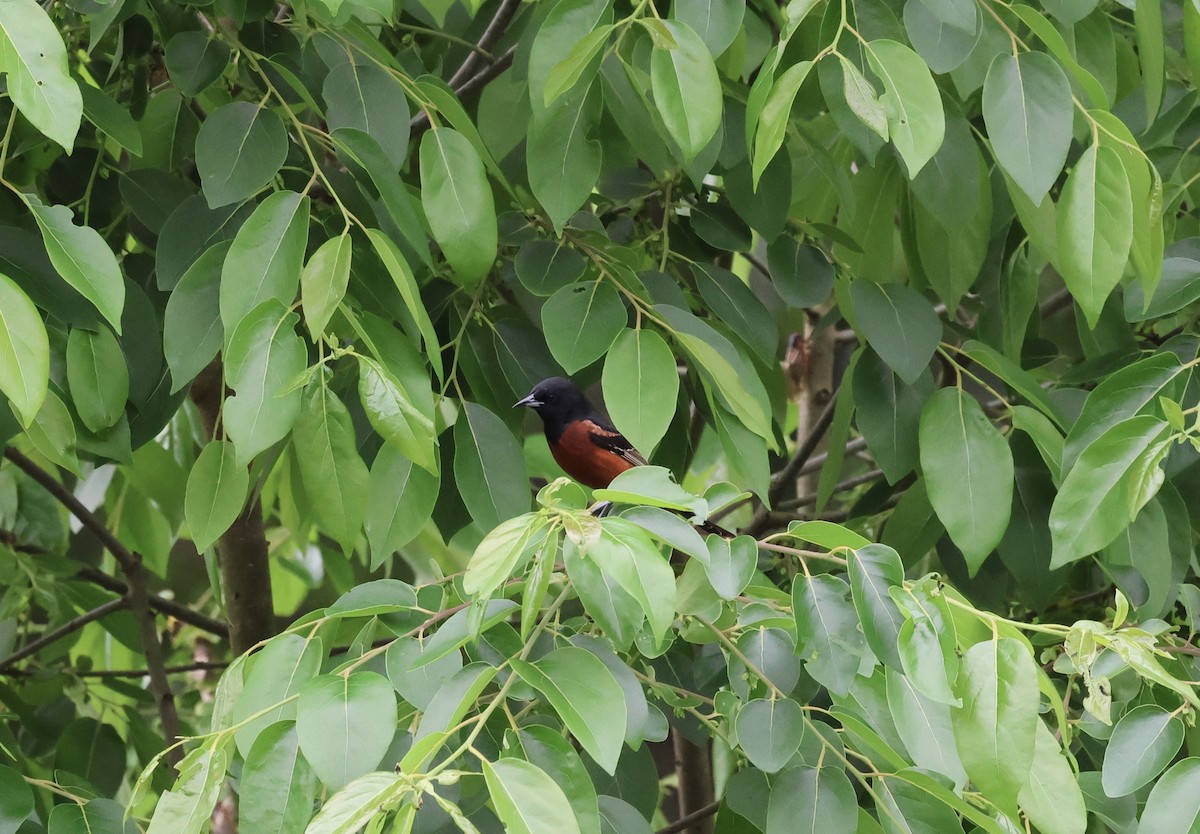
left=513, top=393, right=541, bottom=408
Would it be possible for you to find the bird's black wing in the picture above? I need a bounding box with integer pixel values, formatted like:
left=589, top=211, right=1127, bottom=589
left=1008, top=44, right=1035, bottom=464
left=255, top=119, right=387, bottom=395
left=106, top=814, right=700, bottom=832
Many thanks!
left=586, top=420, right=648, bottom=467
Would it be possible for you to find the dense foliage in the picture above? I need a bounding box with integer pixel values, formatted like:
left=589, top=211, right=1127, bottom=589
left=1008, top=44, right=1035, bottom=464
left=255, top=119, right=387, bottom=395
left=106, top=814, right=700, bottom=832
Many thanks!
left=2, top=0, right=1200, bottom=831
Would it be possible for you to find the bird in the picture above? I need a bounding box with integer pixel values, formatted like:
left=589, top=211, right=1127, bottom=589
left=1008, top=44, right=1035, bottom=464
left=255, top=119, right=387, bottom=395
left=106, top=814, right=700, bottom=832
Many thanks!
left=513, top=377, right=645, bottom=490
left=515, top=377, right=734, bottom=538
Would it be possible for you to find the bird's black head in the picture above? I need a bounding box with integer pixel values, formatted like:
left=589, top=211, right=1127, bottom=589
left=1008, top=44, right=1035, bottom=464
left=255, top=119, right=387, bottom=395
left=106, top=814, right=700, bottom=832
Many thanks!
left=514, top=377, right=595, bottom=437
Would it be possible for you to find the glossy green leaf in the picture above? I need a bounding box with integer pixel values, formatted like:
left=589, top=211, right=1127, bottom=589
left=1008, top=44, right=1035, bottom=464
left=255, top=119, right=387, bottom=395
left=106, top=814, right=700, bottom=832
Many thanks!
left=454, top=401, right=529, bottom=530
left=231, top=633, right=324, bottom=756
left=951, top=638, right=1038, bottom=815
left=601, top=328, right=678, bottom=455
left=1057, top=144, right=1132, bottom=329
left=864, top=39, right=945, bottom=177
left=293, top=385, right=370, bottom=555
left=79, top=82, right=143, bottom=155
left=0, top=272, right=48, bottom=427
left=1049, top=416, right=1171, bottom=568
left=982, top=53, right=1072, bottom=205
left=483, top=758, right=584, bottom=834
left=222, top=302, right=306, bottom=465
left=240, top=722, right=317, bottom=834
left=1102, top=705, right=1184, bottom=797
left=704, top=535, right=756, bottom=600
left=886, top=669, right=968, bottom=785
left=26, top=195, right=124, bottom=332
left=296, top=672, right=397, bottom=789
left=919, top=387, right=1013, bottom=573
left=357, top=356, right=436, bottom=474
left=853, top=350, right=931, bottom=483
left=794, top=573, right=868, bottom=696
left=365, top=445, right=439, bottom=568
left=585, top=517, right=677, bottom=641
left=365, top=229, right=443, bottom=383
left=850, top=281, right=940, bottom=385
left=1018, top=720, right=1086, bottom=834
left=874, top=775, right=965, bottom=834
left=324, top=62, right=410, bottom=168
left=765, top=766, right=857, bottom=834
left=384, top=637, right=463, bottom=710
left=650, top=20, right=723, bottom=162
left=541, top=280, right=626, bottom=374
left=419, top=127, right=497, bottom=286
left=195, top=103, right=287, bottom=208
left=303, top=772, right=405, bottom=834
left=736, top=697, right=805, bottom=773
left=0, top=765, right=33, bottom=833
left=529, top=86, right=603, bottom=233
left=145, top=742, right=230, bottom=834
left=164, top=32, right=230, bottom=97
left=1138, top=758, right=1200, bottom=833
left=185, top=439, right=248, bottom=552
left=694, top=264, right=777, bottom=363
left=0, top=0, right=82, bottom=150
left=66, top=326, right=128, bottom=432
left=1135, top=0, right=1163, bottom=126
left=848, top=544, right=906, bottom=669
left=752, top=59, right=814, bottom=187
left=511, top=646, right=627, bottom=774
left=519, top=724, right=602, bottom=834
left=219, top=191, right=310, bottom=332
left=463, top=513, right=547, bottom=598
left=301, top=232, right=351, bottom=340
left=164, top=241, right=225, bottom=392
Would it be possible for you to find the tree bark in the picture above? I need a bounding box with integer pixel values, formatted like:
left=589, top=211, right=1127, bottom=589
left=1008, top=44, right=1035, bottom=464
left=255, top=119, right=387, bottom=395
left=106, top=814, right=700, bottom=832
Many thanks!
left=672, top=729, right=714, bottom=834
left=191, top=361, right=276, bottom=654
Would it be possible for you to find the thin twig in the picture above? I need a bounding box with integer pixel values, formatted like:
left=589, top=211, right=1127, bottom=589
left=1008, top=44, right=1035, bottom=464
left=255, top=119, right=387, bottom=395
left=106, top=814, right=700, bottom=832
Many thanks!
left=447, top=0, right=521, bottom=89
left=76, top=567, right=229, bottom=638
left=657, top=800, right=723, bottom=834
left=778, top=468, right=885, bottom=511
left=410, top=46, right=517, bottom=138
left=0, top=660, right=231, bottom=678
left=767, top=392, right=840, bottom=505
left=0, top=597, right=126, bottom=671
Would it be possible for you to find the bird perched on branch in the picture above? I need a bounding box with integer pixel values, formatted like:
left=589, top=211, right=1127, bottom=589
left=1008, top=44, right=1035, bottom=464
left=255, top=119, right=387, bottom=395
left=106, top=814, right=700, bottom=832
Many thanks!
left=513, top=377, right=644, bottom=490
left=515, top=377, right=733, bottom=537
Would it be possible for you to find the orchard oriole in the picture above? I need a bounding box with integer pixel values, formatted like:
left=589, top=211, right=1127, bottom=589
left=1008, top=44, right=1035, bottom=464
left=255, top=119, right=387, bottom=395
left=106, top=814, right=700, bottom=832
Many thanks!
left=514, top=377, right=645, bottom=489
left=516, top=377, right=734, bottom=537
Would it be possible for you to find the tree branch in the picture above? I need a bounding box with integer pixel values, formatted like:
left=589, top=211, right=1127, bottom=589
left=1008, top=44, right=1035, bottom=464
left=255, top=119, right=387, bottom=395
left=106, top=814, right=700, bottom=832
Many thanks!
left=447, top=0, right=521, bottom=89
left=657, top=800, right=723, bottom=834
left=75, top=567, right=229, bottom=638
left=410, top=46, right=517, bottom=139
left=0, top=597, right=126, bottom=671
left=2, top=447, right=183, bottom=769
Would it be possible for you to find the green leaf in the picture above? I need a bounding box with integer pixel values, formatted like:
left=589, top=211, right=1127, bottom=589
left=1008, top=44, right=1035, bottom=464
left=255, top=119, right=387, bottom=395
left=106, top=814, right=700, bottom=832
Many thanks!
left=528, top=0, right=614, bottom=114
left=752, top=60, right=815, bottom=187
left=365, top=445, right=439, bottom=568
left=25, top=195, right=124, bottom=332
left=303, top=772, right=405, bottom=834
left=650, top=20, right=724, bottom=162
left=65, top=327, right=128, bottom=432
left=463, top=513, right=547, bottom=598
left=222, top=302, right=306, bottom=465
left=657, top=305, right=773, bottom=442
left=528, top=86, right=603, bottom=233
left=324, top=62, right=410, bottom=168
left=918, top=387, right=1013, bottom=573
left=419, top=127, right=497, bottom=286
left=0, top=765, right=33, bottom=833
left=0, top=0, right=82, bottom=150
left=864, top=40, right=945, bottom=177
left=185, top=440, right=248, bottom=552
left=78, top=82, right=143, bottom=156
left=146, top=742, right=231, bottom=834
left=767, top=237, right=835, bottom=308
left=585, top=517, right=677, bottom=642
left=293, top=385, right=370, bottom=555
left=848, top=544, right=906, bottom=669
left=850, top=281, right=941, bottom=385
left=1006, top=5, right=1108, bottom=109
left=365, top=229, right=443, bottom=383
left=982, top=52, right=1072, bottom=205
left=195, top=103, right=288, bottom=208
left=48, top=798, right=139, bottom=834
left=703, top=535, right=756, bottom=600
left=219, top=191, right=310, bottom=333
left=163, top=32, right=230, bottom=98
left=1135, top=0, right=1163, bottom=126
left=511, top=646, right=627, bottom=775
left=674, top=0, right=745, bottom=56
left=357, top=357, right=437, bottom=474
left=240, top=722, right=317, bottom=834
left=694, top=264, right=777, bottom=363
left=483, top=758, right=584, bottom=834
left=794, top=573, right=869, bottom=696
left=385, top=637, right=463, bottom=710
left=1102, top=705, right=1184, bottom=797
left=735, top=698, right=805, bottom=773
left=593, top=466, right=705, bottom=515
left=853, top=350, right=931, bottom=483
left=0, top=272, right=48, bottom=427
left=903, top=0, right=979, bottom=74
left=840, top=56, right=888, bottom=139
left=1057, top=144, right=1133, bottom=329
left=231, top=633, right=324, bottom=756
left=886, top=669, right=968, bottom=785
left=1017, top=721, right=1086, bottom=834
left=518, top=725, right=602, bottom=834
left=296, top=672, right=397, bottom=789
left=515, top=240, right=588, bottom=297
left=765, top=766, right=857, bottom=834
left=453, top=401, right=529, bottom=530
left=787, top=520, right=871, bottom=550
left=164, top=241, right=225, bottom=392
left=1137, top=758, right=1200, bottom=833
left=563, top=538, right=644, bottom=649
left=543, top=25, right=611, bottom=107
left=301, top=232, right=352, bottom=340
left=1049, top=416, right=1171, bottom=568
left=601, top=328, right=678, bottom=455
left=950, top=638, right=1037, bottom=816
left=541, top=280, right=626, bottom=374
